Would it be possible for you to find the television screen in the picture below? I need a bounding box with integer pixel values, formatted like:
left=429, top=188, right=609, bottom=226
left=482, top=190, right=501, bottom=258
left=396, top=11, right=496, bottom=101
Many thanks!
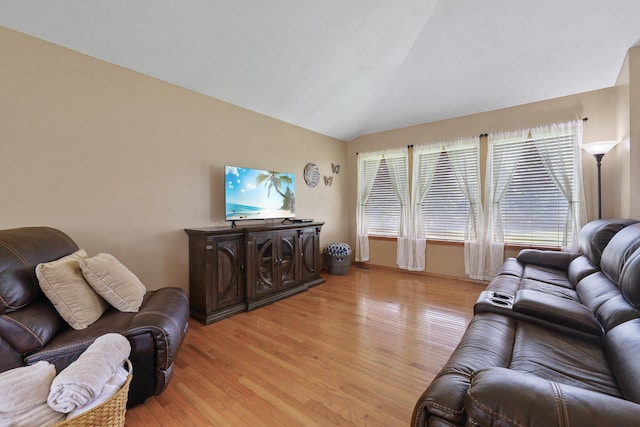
left=225, top=166, right=296, bottom=221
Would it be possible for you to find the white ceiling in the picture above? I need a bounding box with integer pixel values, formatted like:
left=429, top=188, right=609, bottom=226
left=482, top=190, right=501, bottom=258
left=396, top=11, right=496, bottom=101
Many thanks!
left=2, top=1, right=640, bottom=141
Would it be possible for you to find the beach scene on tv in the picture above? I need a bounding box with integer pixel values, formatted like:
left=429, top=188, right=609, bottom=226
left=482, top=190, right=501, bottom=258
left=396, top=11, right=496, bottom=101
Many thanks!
left=225, top=166, right=296, bottom=221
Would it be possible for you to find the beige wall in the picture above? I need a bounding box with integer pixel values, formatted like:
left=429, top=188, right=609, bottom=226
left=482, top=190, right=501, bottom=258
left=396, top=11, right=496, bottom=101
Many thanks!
left=3, top=25, right=636, bottom=287
left=629, top=47, right=640, bottom=218
left=1, top=27, right=348, bottom=291
left=347, top=86, right=627, bottom=276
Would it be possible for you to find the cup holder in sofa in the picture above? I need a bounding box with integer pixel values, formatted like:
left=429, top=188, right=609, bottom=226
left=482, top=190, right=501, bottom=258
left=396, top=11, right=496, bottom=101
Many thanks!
left=475, top=291, right=515, bottom=311
left=489, top=292, right=514, bottom=308
left=489, top=297, right=513, bottom=307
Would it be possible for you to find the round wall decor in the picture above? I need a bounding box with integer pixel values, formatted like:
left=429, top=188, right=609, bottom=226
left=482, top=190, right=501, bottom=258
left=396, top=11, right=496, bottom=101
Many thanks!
left=304, top=163, right=320, bottom=187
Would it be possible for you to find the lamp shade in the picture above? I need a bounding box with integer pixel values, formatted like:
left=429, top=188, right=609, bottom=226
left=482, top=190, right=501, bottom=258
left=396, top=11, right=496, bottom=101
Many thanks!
left=582, top=140, right=618, bottom=156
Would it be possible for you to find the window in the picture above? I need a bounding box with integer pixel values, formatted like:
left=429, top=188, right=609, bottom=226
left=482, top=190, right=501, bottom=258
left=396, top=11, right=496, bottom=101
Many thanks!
left=418, top=145, right=480, bottom=241
left=365, top=159, right=402, bottom=237
left=491, top=134, right=576, bottom=247
left=356, top=148, right=408, bottom=262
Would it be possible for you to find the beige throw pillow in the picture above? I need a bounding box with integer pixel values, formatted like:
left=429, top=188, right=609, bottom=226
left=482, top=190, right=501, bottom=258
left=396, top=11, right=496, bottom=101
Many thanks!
left=36, top=249, right=109, bottom=330
left=79, top=253, right=146, bottom=312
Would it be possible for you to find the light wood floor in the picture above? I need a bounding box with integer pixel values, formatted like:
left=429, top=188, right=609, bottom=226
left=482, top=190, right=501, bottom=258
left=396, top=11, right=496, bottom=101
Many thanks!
left=125, top=266, right=484, bottom=426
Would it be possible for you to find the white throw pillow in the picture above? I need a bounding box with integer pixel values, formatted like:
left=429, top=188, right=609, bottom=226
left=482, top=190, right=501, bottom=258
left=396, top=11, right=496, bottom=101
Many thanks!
left=36, top=249, right=109, bottom=330
left=79, top=253, right=146, bottom=312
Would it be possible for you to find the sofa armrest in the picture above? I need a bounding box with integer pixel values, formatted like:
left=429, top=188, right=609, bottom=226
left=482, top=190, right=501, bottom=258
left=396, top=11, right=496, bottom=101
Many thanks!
left=466, top=367, right=640, bottom=427
left=516, top=249, right=578, bottom=270
left=126, top=287, right=189, bottom=372
left=411, top=313, right=516, bottom=426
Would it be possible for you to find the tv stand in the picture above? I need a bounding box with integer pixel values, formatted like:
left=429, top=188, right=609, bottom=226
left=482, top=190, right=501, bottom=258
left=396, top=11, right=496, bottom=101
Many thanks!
left=185, top=221, right=325, bottom=324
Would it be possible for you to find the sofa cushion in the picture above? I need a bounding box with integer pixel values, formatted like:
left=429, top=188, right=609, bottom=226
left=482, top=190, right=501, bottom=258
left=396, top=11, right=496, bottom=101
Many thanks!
left=510, top=321, right=621, bottom=397
left=618, top=247, right=640, bottom=308
left=36, top=250, right=109, bottom=330
left=578, top=218, right=637, bottom=267
left=79, top=253, right=146, bottom=312
left=466, top=368, right=640, bottom=427
left=0, top=299, right=65, bottom=354
left=0, top=227, right=78, bottom=313
left=519, top=278, right=578, bottom=300
left=600, top=222, right=640, bottom=284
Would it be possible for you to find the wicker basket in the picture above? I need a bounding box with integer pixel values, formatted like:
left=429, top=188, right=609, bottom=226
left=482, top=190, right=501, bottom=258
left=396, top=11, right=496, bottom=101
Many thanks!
left=53, top=359, right=132, bottom=427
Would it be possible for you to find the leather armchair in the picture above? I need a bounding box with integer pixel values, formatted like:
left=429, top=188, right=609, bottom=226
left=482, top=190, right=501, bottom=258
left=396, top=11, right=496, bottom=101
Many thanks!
left=0, top=226, right=189, bottom=407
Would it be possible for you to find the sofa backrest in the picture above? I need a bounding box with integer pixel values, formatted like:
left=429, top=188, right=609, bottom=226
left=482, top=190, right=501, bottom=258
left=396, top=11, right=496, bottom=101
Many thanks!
left=576, top=223, right=640, bottom=332
left=600, top=223, right=640, bottom=285
left=579, top=219, right=638, bottom=267
left=0, top=227, right=78, bottom=313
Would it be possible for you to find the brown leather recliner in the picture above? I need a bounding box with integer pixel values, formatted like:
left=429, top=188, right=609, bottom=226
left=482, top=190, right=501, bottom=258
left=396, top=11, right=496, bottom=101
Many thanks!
left=0, top=226, right=189, bottom=407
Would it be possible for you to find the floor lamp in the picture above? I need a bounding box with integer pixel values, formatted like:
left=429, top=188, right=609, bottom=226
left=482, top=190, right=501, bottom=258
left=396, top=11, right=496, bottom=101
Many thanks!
left=582, top=140, right=618, bottom=219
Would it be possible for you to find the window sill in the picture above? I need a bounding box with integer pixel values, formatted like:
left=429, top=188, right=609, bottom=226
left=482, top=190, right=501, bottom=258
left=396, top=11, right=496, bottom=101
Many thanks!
left=367, top=236, right=562, bottom=251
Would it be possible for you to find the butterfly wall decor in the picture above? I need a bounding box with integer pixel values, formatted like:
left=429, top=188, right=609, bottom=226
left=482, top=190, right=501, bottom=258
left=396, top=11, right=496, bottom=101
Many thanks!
left=324, top=175, right=334, bottom=186
left=331, top=163, right=340, bottom=174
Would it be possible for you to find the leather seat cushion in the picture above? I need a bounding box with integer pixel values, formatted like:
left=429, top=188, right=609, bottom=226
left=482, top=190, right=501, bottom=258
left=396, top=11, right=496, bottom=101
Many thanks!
left=519, top=278, right=578, bottom=300
left=510, top=322, right=621, bottom=398
left=522, top=264, right=573, bottom=288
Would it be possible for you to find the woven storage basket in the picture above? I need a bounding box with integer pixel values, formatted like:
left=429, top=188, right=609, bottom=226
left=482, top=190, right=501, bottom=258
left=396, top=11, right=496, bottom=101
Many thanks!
left=324, top=243, right=352, bottom=275
left=53, top=359, right=132, bottom=427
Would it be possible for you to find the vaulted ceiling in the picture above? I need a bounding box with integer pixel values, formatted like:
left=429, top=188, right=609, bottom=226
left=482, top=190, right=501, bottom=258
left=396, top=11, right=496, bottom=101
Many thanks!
left=2, top=1, right=640, bottom=141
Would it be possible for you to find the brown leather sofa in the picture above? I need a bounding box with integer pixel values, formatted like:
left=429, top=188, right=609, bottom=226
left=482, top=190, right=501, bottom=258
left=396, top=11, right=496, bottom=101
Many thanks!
left=0, top=226, right=190, bottom=407
left=412, top=218, right=640, bottom=426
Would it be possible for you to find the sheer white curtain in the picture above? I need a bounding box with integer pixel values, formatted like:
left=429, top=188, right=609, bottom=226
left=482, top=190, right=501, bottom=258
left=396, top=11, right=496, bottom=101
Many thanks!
left=402, top=143, right=441, bottom=271
left=356, top=151, right=382, bottom=262
left=443, top=137, right=484, bottom=279
left=530, top=120, right=586, bottom=250
left=483, top=129, right=529, bottom=279
left=385, top=148, right=410, bottom=268
left=356, top=148, right=408, bottom=262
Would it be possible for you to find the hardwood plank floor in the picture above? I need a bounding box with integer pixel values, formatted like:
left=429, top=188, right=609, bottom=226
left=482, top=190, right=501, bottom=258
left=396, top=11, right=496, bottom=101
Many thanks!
left=125, top=267, right=484, bottom=426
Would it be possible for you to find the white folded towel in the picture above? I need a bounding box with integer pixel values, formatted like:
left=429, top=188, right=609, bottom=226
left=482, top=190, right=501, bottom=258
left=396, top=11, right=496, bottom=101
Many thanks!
left=0, top=402, right=64, bottom=427
left=0, top=361, right=55, bottom=413
left=47, top=333, right=131, bottom=413
left=65, top=365, right=129, bottom=420
left=0, top=361, right=64, bottom=427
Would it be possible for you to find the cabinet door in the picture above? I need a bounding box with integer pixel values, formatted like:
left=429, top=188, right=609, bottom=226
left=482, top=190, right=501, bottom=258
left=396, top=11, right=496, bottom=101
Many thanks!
left=210, top=235, right=245, bottom=308
left=249, top=233, right=277, bottom=299
left=277, top=230, right=298, bottom=290
left=300, top=226, right=321, bottom=284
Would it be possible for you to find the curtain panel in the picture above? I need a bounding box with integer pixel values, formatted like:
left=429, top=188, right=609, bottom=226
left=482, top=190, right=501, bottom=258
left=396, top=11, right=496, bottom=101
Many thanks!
left=404, top=137, right=482, bottom=273
left=530, top=120, right=586, bottom=250
left=443, top=137, right=484, bottom=279
left=483, top=129, right=529, bottom=280
left=483, top=120, right=584, bottom=279
left=355, top=147, right=408, bottom=262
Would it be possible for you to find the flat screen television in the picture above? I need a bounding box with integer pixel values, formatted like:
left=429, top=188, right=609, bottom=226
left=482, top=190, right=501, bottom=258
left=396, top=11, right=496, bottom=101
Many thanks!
left=225, top=165, right=296, bottom=223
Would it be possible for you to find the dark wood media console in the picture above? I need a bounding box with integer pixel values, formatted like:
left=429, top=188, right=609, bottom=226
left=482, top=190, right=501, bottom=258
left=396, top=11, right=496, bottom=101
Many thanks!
left=185, top=222, right=324, bottom=324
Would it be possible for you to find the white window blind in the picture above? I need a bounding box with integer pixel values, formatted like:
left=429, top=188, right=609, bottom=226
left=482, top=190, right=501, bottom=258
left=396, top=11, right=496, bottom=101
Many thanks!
left=364, top=159, right=402, bottom=237
left=494, top=135, right=574, bottom=247
left=419, top=147, right=479, bottom=241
